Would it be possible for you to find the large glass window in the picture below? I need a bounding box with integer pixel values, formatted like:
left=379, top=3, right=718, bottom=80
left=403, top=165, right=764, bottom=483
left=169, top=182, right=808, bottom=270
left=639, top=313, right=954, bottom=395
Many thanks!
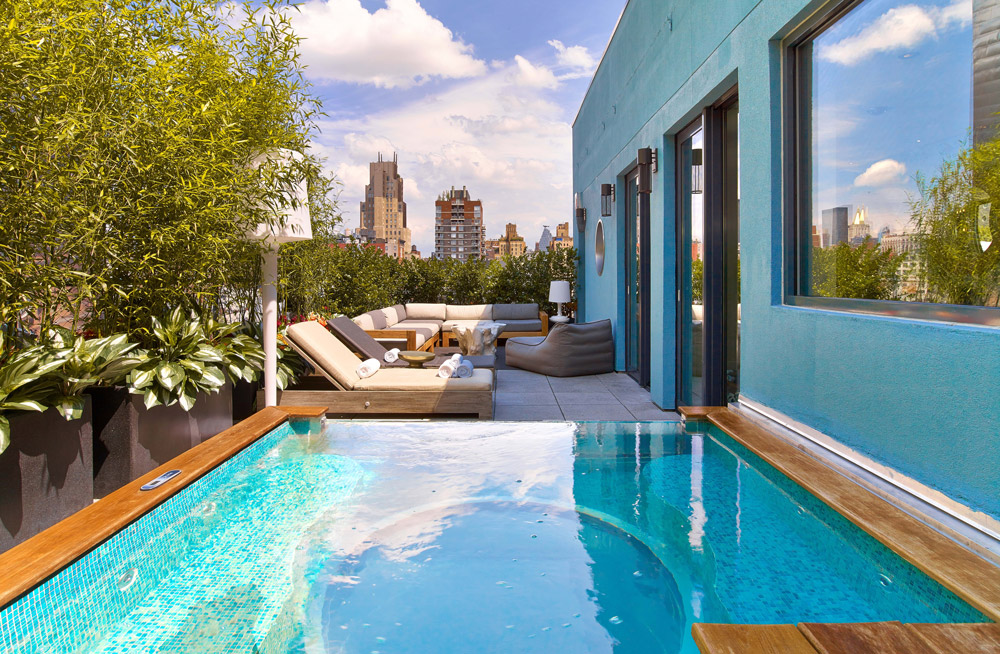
left=791, top=0, right=999, bottom=318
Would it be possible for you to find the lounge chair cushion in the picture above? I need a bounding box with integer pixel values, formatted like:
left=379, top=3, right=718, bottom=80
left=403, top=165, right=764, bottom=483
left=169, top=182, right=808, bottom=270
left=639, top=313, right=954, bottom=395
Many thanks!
left=404, top=303, right=447, bottom=320
left=354, top=368, right=492, bottom=392
left=494, top=318, right=543, bottom=332
left=285, top=321, right=362, bottom=390
left=382, top=304, right=406, bottom=327
left=445, top=304, right=493, bottom=320
left=353, top=310, right=388, bottom=331
left=492, top=303, right=538, bottom=320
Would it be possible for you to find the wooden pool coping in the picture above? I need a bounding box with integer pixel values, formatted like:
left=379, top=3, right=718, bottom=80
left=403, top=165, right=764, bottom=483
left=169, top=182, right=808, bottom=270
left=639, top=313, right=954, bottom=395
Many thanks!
left=680, top=406, right=1000, bottom=622
left=0, top=405, right=327, bottom=610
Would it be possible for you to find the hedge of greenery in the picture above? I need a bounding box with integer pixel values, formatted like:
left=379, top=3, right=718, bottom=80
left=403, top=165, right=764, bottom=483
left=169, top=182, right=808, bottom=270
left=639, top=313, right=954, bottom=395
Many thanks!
left=279, top=239, right=578, bottom=319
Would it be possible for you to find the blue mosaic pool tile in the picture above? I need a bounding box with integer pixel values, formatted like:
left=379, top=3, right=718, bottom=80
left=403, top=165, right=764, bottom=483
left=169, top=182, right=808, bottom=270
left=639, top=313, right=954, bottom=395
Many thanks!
left=0, top=423, right=365, bottom=653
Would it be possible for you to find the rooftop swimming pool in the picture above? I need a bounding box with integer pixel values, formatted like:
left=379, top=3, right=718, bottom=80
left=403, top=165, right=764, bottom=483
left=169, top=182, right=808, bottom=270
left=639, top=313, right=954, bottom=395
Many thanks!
left=0, top=419, right=988, bottom=652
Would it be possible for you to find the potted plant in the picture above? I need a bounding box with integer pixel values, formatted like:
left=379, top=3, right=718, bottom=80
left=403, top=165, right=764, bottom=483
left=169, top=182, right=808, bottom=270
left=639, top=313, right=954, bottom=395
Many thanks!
left=0, top=331, right=90, bottom=551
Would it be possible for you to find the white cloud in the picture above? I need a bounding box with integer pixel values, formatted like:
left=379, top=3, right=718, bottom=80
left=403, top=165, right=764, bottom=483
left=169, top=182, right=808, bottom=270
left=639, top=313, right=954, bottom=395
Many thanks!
left=512, top=55, right=559, bottom=89
left=311, top=60, right=573, bottom=253
left=292, top=0, right=486, bottom=88
left=547, top=39, right=597, bottom=73
left=854, top=158, right=907, bottom=187
left=818, top=0, right=971, bottom=66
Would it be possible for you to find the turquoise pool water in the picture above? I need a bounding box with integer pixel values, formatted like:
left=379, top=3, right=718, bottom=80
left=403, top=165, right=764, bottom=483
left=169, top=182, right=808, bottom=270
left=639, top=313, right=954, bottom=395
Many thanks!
left=0, top=420, right=988, bottom=652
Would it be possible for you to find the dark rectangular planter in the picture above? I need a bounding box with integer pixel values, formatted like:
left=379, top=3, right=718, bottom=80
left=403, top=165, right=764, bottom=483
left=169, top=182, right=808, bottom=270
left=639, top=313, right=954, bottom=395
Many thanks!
left=232, top=379, right=259, bottom=423
left=87, top=383, right=233, bottom=498
left=0, top=398, right=94, bottom=553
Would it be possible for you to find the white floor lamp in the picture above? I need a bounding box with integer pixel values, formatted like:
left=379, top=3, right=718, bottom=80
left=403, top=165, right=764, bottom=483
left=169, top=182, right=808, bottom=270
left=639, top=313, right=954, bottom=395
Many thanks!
left=250, top=151, right=312, bottom=407
left=549, top=280, right=571, bottom=324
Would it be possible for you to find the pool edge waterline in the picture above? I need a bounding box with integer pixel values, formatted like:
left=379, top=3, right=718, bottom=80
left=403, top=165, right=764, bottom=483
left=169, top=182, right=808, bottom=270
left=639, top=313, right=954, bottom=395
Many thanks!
left=688, top=406, right=1000, bottom=623
left=0, top=405, right=327, bottom=611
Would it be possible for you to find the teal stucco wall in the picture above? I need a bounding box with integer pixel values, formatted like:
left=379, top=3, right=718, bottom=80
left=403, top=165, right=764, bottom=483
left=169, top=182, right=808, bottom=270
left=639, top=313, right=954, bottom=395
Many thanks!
left=573, top=0, right=1000, bottom=520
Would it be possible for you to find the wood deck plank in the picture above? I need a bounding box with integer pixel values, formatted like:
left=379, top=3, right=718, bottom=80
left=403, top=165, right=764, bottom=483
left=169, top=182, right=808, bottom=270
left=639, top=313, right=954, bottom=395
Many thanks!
left=679, top=406, right=723, bottom=419
left=707, top=409, right=1000, bottom=621
left=692, top=623, right=818, bottom=653
left=799, top=622, right=936, bottom=654
left=908, top=623, right=1000, bottom=653
left=0, top=407, right=306, bottom=610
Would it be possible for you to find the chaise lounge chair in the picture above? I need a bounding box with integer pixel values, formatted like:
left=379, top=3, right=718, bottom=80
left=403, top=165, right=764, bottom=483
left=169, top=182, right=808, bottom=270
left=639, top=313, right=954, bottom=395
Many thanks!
left=326, top=316, right=496, bottom=370
left=505, top=319, right=615, bottom=377
left=276, top=321, right=494, bottom=419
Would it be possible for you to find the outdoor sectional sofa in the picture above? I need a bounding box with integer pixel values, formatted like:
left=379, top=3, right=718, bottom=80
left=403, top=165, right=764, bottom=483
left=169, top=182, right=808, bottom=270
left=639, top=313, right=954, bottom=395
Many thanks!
left=352, top=303, right=548, bottom=351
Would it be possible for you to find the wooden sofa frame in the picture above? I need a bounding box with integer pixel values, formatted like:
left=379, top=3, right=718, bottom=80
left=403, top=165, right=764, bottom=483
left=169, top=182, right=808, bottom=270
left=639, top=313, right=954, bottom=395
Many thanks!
left=365, top=329, right=439, bottom=352
left=268, top=336, right=492, bottom=419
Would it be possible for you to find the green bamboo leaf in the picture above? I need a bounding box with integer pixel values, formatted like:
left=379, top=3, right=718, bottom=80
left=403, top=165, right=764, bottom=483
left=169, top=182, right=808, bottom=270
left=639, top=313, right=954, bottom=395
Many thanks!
left=0, top=416, right=9, bottom=454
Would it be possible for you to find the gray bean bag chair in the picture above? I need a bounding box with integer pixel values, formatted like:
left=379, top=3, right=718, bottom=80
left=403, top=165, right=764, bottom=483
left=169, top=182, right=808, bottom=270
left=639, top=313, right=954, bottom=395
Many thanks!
left=505, top=319, right=614, bottom=377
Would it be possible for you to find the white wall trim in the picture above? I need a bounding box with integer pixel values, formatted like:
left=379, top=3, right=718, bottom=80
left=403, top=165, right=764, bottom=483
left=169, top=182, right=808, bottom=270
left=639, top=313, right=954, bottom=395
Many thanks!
left=734, top=396, right=1000, bottom=563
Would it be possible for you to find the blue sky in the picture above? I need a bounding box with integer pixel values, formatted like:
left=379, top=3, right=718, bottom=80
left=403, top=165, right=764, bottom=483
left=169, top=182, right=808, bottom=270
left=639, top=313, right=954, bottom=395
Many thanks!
left=288, top=0, right=624, bottom=254
left=810, top=0, right=973, bottom=236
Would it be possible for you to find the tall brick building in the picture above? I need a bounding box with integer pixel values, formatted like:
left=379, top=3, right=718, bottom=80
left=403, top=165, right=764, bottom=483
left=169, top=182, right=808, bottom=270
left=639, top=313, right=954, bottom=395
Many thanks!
left=434, top=186, right=484, bottom=261
left=359, top=153, right=411, bottom=259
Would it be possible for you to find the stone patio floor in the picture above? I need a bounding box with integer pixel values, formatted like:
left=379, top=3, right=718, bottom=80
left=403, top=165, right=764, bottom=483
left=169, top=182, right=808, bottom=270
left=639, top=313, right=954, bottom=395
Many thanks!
left=493, top=369, right=681, bottom=421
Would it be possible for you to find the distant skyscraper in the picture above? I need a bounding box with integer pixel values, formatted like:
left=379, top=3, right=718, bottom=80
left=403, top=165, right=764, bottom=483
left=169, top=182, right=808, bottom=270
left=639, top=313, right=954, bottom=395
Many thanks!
left=536, top=225, right=553, bottom=252
left=848, top=206, right=871, bottom=246
left=359, top=153, right=411, bottom=260
left=494, top=223, right=527, bottom=257
left=434, top=186, right=484, bottom=261
left=551, top=222, right=574, bottom=250
left=820, top=206, right=850, bottom=247
left=973, top=0, right=1000, bottom=144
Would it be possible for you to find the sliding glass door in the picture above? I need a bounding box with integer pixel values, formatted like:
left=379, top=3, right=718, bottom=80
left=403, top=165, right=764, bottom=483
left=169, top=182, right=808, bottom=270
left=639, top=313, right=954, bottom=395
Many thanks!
left=624, top=169, right=650, bottom=387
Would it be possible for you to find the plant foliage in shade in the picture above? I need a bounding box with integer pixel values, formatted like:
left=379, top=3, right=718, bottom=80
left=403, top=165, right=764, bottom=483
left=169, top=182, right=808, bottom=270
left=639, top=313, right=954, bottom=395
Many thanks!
left=205, top=319, right=267, bottom=384
left=0, top=0, right=319, bottom=337
left=810, top=237, right=905, bottom=301
left=0, top=331, right=65, bottom=453
left=40, top=327, right=142, bottom=420
left=127, top=308, right=226, bottom=411
left=910, top=133, right=1000, bottom=307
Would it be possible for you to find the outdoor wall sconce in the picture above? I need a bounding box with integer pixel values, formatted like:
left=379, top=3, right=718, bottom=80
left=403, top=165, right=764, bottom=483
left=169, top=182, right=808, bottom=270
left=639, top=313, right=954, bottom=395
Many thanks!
left=600, top=183, right=615, bottom=217
left=575, top=207, right=587, bottom=233
left=637, top=147, right=654, bottom=194
left=691, top=148, right=703, bottom=194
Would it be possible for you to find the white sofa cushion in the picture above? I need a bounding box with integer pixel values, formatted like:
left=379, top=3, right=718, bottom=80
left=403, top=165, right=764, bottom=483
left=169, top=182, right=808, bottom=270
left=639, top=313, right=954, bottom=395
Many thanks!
left=382, top=304, right=406, bottom=327
left=445, top=304, right=493, bottom=320
left=405, top=303, right=447, bottom=320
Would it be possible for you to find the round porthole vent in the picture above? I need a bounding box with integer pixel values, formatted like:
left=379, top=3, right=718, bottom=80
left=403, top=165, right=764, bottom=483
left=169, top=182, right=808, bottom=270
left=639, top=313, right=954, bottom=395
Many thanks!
left=595, top=220, right=605, bottom=276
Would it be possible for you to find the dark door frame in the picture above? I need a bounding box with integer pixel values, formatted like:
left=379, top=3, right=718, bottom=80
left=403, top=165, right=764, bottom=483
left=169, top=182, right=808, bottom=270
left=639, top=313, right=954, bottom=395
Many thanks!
left=624, top=168, right=651, bottom=387
left=676, top=87, right=739, bottom=407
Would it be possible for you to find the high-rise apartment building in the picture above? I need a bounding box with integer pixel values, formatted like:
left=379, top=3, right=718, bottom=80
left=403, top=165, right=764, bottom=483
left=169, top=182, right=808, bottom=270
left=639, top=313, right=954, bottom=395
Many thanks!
left=434, top=186, right=484, bottom=261
left=536, top=226, right=553, bottom=252
left=848, top=206, right=871, bottom=246
left=493, top=223, right=527, bottom=257
left=360, top=153, right=411, bottom=260
left=551, top=222, right=574, bottom=251
left=820, top=206, right=850, bottom=248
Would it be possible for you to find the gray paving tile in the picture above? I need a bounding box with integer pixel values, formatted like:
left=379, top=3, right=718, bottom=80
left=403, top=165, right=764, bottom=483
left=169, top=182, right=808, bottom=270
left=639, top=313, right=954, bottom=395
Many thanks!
left=600, top=374, right=645, bottom=389
left=625, top=403, right=682, bottom=421
left=558, top=404, right=635, bottom=421
left=496, top=377, right=551, bottom=393
left=494, top=404, right=565, bottom=421
left=496, top=369, right=549, bottom=381
left=547, top=376, right=607, bottom=392
left=496, top=391, right=556, bottom=406
left=554, top=391, right=622, bottom=406
left=607, top=384, right=652, bottom=403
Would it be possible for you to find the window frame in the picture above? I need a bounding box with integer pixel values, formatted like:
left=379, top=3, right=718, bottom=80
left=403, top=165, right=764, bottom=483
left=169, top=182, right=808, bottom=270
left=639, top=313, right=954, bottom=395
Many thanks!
left=783, top=0, right=1000, bottom=328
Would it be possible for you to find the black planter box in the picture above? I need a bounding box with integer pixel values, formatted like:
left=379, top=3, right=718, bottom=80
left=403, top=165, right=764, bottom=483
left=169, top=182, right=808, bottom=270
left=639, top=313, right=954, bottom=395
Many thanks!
left=87, top=383, right=233, bottom=498
left=0, top=399, right=94, bottom=552
left=232, top=379, right=259, bottom=423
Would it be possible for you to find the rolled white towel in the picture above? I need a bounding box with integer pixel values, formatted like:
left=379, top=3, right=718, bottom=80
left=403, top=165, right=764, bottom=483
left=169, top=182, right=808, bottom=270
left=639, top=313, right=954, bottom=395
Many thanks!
left=437, top=360, right=457, bottom=379
left=384, top=348, right=400, bottom=363
left=449, top=353, right=462, bottom=365
left=356, top=358, right=380, bottom=379
left=455, top=360, right=474, bottom=378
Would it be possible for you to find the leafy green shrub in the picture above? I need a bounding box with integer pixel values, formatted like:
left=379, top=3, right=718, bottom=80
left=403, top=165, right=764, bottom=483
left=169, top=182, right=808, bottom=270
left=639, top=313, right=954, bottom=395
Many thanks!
left=0, top=331, right=65, bottom=452
left=127, top=308, right=227, bottom=411
left=40, top=328, right=141, bottom=420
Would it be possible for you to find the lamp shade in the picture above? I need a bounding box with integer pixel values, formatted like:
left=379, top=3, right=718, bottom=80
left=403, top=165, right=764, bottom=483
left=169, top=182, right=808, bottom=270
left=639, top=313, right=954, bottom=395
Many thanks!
left=549, top=280, right=571, bottom=304
left=247, top=149, right=312, bottom=244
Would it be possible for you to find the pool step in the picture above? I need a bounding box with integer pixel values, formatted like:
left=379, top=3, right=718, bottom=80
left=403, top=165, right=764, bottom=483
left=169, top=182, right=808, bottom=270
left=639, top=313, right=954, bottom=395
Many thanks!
left=692, top=621, right=1000, bottom=653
